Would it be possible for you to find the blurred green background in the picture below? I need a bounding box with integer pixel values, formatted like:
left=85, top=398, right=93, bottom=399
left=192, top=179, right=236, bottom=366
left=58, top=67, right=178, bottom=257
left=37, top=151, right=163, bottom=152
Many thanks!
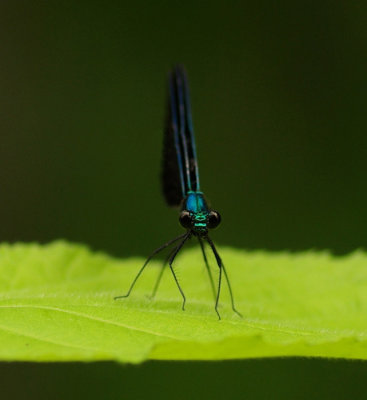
left=1, top=1, right=366, bottom=398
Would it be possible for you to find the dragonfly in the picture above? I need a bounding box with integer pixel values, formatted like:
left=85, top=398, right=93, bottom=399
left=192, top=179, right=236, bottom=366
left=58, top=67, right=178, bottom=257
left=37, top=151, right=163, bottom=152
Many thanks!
left=115, top=66, right=241, bottom=320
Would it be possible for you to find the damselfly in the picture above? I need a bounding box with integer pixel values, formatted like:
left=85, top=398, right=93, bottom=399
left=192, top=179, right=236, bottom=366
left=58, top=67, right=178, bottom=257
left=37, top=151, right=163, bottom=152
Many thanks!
left=115, top=66, right=241, bottom=319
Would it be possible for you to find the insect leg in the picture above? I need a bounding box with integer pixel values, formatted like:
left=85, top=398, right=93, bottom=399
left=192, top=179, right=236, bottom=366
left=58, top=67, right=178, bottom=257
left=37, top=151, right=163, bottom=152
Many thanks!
left=168, top=232, right=191, bottom=310
left=150, top=245, right=178, bottom=299
left=205, top=236, right=222, bottom=320
left=206, top=236, right=242, bottom=319
left=198, top=236, right=216, bottom=301
left=222, top=266, right=243, bottom=318
left=114, top=233, right=187, bottom=300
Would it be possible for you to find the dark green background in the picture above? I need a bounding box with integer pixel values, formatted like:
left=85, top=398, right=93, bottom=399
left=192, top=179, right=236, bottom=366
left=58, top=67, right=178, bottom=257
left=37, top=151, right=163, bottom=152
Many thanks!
left=1, top=1, right=366, bottom=398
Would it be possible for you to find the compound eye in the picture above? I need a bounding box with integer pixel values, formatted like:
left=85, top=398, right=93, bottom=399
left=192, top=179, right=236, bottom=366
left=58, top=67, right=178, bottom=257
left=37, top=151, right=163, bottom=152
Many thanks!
left=208, top=210, right=221, bottom=229
left=179, top=210, right=192, bottom=229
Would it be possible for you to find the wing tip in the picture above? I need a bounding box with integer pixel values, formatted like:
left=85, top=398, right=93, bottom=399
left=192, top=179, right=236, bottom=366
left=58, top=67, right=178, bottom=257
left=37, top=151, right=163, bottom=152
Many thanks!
left=170, top=64, right=188, bottom=81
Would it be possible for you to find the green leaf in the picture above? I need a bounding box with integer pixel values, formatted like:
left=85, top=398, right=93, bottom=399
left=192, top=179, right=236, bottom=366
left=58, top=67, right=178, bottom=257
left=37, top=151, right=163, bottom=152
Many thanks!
left=0, top=241, right=366, bottom=363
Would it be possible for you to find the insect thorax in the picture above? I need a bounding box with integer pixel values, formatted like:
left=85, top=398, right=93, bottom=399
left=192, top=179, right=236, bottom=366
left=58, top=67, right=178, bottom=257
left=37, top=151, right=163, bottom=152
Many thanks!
left=182, top=191, right=210, bottom=233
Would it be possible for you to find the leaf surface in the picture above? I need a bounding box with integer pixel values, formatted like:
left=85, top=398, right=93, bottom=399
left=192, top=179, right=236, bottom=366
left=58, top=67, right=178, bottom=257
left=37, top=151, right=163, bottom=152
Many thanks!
left=0, top=241, right=366, bottom=363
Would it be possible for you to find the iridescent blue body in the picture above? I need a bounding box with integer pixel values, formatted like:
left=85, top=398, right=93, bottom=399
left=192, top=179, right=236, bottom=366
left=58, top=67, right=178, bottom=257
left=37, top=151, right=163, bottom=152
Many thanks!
left=184, top=192, right=210, bottom=233
left=115, top=66, right=241, bottom=320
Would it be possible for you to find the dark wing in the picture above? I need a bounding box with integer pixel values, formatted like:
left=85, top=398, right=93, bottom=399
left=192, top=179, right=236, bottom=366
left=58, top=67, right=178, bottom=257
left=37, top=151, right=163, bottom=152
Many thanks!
left=161, top=66, right=200, bottom=207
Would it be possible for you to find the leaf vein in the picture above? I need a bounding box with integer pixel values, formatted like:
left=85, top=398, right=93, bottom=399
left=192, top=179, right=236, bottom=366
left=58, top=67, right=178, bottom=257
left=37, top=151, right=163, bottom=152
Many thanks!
left=0, top=304, right=185, bottom=341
